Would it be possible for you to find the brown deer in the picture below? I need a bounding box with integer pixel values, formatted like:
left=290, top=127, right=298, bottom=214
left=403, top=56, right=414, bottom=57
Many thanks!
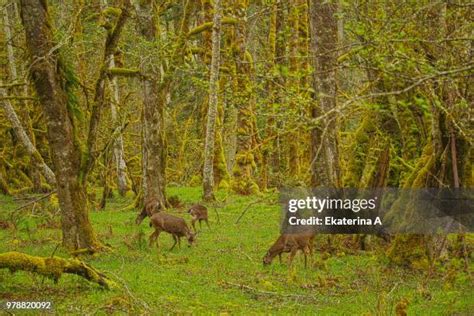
left=263, top=232, right=315, bottom=268
left=135, top=198, right=161, bottom=225
left=187, top=204, right=209, bottom=232
left=148, top=212, right=196, bottom=250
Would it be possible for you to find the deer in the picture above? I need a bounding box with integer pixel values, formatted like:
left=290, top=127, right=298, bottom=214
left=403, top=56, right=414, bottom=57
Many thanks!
left=187, top=204, right=209, bottom=232
left=148, top=212, right=196, bottom=250
left=263, top=232, right=315, bottom=268
left=135, top=198, right=162, bottom=225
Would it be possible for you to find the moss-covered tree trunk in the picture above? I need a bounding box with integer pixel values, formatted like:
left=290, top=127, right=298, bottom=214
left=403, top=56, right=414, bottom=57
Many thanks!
left=0, top=252, right=116, bottom=289
left=387, top=2, right=471, bottom=268
left=100, top=0, right=129, bottom=197
left=0, top=85, right=56, bottom=186
left=231, top=0, right=259, bottom=195
left=19, top=0, right=99, bottom=250
left=202, top=0, right=222, bottom=201
left=287, top=2, right=301, bottom=176
left=2, top=5, right=54, bottom=189
left=308, top=0, right=341, bottom=188
left=134, top=0, right=167, bottom=207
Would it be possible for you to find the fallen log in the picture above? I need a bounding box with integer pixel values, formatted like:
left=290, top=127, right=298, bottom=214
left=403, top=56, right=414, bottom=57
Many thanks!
left=0, top=251, right=116, bottom=289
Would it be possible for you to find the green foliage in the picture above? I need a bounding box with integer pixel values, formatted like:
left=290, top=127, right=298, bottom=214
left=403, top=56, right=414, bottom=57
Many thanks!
left=57, top=58, right=83, bottom=122
left=0, top=190, right=473, bottom=314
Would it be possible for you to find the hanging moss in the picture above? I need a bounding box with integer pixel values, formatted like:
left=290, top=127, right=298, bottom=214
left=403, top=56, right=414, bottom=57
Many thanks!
left=402, top=142, right=434, bottom=188
left=342, top=115, right=377, bottom=187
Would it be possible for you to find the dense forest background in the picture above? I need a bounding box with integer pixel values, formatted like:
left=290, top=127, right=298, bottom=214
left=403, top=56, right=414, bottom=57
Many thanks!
left=0, top=0, right=472, bottom=314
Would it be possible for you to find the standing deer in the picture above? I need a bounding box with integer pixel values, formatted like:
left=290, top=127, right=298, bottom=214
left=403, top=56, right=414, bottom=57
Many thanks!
left=263, top=232, right=315, bottom=268
left=187, top=204, right=209, bottom=232
left=135, top=198, right=161, bottom=225
left=148, top=212, right=196, bottom=250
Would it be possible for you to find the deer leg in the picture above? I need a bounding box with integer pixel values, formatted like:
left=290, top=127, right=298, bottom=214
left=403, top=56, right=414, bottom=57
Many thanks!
left=205, top=219, right=210, bottom=229
left=191, top=219, right=197, bottom=233
left=155, top=231, right=161, bottom=248
left=288, top=248, right=297, bottom=267
left=177, top=236, right=182, bottom=249
left=303, top=247, right=310, bottom=269
left=308, top=245, right=313, bottom=266
left=170, top=235, right=178, bottom=250
left=148, top=232, right=155, bottom=247
left=149, top=230, right=158, bottom=247
left=278, top=253, right=282, bottom=264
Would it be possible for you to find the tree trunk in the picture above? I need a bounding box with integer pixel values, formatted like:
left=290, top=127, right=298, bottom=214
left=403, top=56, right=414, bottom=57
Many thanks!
left=0, top=85, right=56, bottom=186
left=231, top=0, right=259, bottom=195
left=108, top=57, right=129, bottom=196
left=3, top=5, right=47, bottom=190
left=19, top=0, right=99, bottom=250
left=101, top=0, right=129, bottom=197
left=287, top=3, right=301, bottom=176
left=308, top=0, right=340, bottom=188
left=134, top=0, right=167, bottom=207
left=202, top=0, right=222, bottom=201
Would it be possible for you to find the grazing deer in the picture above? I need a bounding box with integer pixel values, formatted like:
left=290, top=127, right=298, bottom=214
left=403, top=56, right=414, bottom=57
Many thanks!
left=187, top=204, right=209, bottom=232
left=263, top=232, right=315, bottom=268
left=148, top=212, right=196, bottom=250
left=135, top=198, right=162, bottom=225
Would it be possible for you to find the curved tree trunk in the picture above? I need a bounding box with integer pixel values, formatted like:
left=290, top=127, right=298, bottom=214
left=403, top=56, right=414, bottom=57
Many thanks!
left=19, top=0, right=99, bottom=250
left=0, top=87, right=56, bottom=186
left=2, top=5, right=53, bottom=189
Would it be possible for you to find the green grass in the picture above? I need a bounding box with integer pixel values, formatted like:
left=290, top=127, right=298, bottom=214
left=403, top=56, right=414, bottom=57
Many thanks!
left=0, top=187, right=473, bottom=315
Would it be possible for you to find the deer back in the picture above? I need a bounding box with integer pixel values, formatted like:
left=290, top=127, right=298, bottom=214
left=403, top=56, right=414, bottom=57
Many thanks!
left=150, top=212, right=190, bottom=236
left=188, top=204, right=208, bottom=219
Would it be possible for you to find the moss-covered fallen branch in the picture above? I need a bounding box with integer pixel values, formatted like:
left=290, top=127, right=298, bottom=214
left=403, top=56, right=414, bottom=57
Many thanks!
left=0, top=251, right=116, bottom=289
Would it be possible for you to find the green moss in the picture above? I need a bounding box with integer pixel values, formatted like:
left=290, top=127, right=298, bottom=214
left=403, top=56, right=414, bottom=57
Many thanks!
left=218, top=179, right=230, bottom=190
left=107, top=68, right=140, bottom=77
left=386, top=235, right=430, bottom=270
left=189, top=175, right=202, bottom=187
left=102, top=7, right=121, bottom=17
left=402, top=142, right=433, bottom=188
left=0, top=251, right=116, bottom=288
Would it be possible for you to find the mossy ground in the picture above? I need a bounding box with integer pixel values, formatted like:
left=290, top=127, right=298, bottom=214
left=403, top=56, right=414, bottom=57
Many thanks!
left=0, top=187, right=472, bottom=315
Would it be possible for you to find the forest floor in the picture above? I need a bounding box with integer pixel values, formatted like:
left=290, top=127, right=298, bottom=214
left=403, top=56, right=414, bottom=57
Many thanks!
left=0, top=187, right=473, bottom=315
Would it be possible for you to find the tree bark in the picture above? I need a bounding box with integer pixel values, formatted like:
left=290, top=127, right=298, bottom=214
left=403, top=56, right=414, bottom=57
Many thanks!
left=3, top=4, right=46, bottom=190
left=19, top=0, right=99, bottom=250
left=0, top=86, right=56, bottom=186
left=108, top=57, right=129, bottom=196
left=231, top=0, right=259, bottom=195
left=83, top=0, right=130, bottom=182
left=202, top=0, right=222, bottom=201
left=134, top=0, right=167, bottom=207
left=309, top=0, right=341, bottom=188
left=100, top=0, right=129, bottom=197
